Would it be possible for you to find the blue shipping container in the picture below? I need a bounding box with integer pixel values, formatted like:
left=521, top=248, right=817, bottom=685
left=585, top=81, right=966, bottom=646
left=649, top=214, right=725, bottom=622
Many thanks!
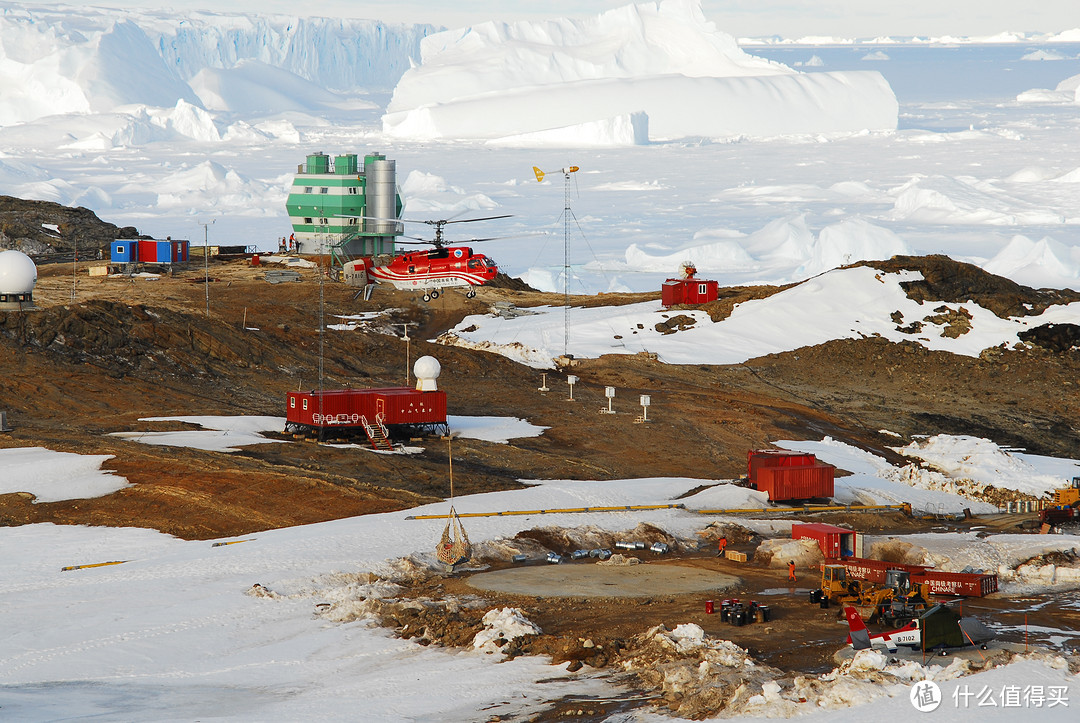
left=111, top=240, right=137, bottom=262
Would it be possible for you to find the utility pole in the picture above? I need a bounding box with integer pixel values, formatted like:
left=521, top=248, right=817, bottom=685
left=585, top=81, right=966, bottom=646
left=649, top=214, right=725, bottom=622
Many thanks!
left=70, top=235, right=77, bottom=302
left=198, top=219, right=215, bottom=317
left=401, top=323, right=413, bottom=386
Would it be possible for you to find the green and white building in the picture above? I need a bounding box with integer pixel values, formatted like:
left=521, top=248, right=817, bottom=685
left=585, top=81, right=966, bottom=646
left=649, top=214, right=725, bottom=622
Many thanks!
left=285, top=152, right=403, bottom=256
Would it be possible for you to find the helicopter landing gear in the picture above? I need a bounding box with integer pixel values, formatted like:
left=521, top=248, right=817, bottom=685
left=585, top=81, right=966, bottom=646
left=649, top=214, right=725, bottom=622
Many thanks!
left=422, top=293, right=431, bottom=302
left=430, top=290, right=440, bottom=299
left=466, top=289, right=476, bottom=299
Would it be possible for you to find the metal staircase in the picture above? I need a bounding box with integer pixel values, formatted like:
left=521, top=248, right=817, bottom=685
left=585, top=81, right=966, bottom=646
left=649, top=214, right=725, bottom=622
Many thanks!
left=360, top=413, right=394, bottom=451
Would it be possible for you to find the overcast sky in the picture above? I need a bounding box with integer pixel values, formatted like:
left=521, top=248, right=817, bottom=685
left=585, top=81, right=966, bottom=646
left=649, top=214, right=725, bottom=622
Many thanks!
left=33, top=1, right=1080, bottom=38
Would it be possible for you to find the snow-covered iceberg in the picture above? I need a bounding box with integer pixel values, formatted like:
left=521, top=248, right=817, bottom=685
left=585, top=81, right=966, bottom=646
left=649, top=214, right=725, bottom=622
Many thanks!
left=382, top=0, right=898, bottom=143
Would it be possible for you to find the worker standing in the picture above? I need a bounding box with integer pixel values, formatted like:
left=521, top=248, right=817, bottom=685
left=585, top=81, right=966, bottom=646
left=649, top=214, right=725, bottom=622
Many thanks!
left=788, top=560, right=797, bottom=583
left=716, top=536, right=727, bottom=558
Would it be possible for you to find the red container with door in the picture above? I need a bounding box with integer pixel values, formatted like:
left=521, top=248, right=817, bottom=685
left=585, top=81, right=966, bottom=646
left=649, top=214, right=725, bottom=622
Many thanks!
left=792, top=523, right=863, bottom=559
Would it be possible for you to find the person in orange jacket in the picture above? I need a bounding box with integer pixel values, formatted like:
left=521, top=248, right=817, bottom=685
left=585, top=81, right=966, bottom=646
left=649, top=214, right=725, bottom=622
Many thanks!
left=788, top=560, right=797, bottom=582
left=716, top=536, right=727, bottom=557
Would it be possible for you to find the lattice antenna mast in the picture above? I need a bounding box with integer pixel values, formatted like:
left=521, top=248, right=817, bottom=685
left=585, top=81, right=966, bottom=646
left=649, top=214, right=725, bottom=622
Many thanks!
left=533, top=165, right=579, bottom=357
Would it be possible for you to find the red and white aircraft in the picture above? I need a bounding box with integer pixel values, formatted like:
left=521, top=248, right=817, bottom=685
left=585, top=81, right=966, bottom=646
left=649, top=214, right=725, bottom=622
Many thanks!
left=844, top=605, right=994, bottom=653
left=342, top=215, right=508, bottom=302
left=344, top=246, right=498, bottom=301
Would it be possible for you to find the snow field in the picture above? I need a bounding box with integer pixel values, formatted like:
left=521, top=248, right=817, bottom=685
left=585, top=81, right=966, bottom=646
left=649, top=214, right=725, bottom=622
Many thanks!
left=438, top=266, right=1080, bottom=368
left=2, top=432, right=1079, bottom=719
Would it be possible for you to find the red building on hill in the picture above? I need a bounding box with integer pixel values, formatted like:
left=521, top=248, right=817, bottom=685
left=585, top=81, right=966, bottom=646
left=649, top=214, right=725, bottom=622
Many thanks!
left=661, top=263, right=718, bottom=307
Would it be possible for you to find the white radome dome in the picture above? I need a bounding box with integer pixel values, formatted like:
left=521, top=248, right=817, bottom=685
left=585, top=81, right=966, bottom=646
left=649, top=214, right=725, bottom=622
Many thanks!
left=413, top=355, right=441, bottom=381
left=0, top=250, right=37, bottom=294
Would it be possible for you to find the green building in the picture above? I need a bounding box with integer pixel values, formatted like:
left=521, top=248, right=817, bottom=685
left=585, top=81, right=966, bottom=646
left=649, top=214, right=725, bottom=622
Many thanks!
left=285, top=152, right=403, bottom=256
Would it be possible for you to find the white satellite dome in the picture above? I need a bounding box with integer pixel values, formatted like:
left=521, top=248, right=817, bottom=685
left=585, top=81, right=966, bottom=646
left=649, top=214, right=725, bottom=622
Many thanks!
left=413, top=355, right=441, bottom=391
left=0, top=249, right=37, bottom=294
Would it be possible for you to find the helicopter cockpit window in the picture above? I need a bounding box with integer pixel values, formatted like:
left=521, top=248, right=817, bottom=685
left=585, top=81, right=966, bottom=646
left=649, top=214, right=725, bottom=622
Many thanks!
left=408, top=265, right=415, bottom=273
left=485, top=258, right=497, bottom=268
left=468, top=258, right=482, bottom=269
left=431, top=249, right=449, bottom=259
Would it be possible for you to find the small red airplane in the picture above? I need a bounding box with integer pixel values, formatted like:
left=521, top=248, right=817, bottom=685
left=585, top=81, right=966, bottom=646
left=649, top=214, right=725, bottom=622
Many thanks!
left=844, top=604, right=994, bottom=653
left=342, top=214, right=508, bottom=302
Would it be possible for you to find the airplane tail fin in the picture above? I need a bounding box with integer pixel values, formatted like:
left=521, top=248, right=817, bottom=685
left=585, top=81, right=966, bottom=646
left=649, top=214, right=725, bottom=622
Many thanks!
left=844, top=606, right=872, bottom=650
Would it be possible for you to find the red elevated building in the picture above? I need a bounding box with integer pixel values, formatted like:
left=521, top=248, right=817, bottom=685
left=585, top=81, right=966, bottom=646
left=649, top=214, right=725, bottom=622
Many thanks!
left=661, top=263, right=718, bottom=307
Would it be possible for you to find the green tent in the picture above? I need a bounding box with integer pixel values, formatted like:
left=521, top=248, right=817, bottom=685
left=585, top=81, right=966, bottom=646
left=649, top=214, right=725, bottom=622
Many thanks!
left=918, top=604, right=966, bottom=649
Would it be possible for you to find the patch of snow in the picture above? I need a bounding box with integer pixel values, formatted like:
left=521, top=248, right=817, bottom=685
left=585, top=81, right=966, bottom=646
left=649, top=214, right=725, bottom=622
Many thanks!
left=109, top=415, right=287, bottom=453
left=448, top=415, right=548, bottom=444
left=0, top=447, right=130, bottom=502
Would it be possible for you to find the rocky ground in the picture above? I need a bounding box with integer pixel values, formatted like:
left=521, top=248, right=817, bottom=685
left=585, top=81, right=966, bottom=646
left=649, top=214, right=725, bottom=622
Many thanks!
left=5, top=251, right=1079, bottom=535
left=297, top=516, right=1080, bottom=721
left=4, top=204, right=1080, bottom=719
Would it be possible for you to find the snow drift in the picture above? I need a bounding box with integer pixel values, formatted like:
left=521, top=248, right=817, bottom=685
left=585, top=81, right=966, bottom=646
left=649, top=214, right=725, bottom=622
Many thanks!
left=382, top=0, right=898, bottom=143
left=623, top=215, right=912, bottom=280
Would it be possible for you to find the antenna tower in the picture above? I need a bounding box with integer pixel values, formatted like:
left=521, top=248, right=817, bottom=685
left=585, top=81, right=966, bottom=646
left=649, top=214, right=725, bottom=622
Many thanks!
left=532, top=165, right=579, bottom=357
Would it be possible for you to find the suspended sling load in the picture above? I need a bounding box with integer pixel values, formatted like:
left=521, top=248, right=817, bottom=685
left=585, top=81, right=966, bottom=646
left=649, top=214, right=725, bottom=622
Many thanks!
left=437, top=435, right=471, bottom=570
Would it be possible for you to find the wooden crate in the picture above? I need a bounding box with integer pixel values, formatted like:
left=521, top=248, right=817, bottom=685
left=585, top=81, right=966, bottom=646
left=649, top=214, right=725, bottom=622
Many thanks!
left=724, top=550, right=747, bottom=563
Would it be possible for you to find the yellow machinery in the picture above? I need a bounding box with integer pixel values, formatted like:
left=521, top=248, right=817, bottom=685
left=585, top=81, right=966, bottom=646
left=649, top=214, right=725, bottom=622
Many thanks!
left=808, top=564, right=858, bottom=606
left=1051, top=477, right=1080, bottom=507
left=809, top=566, right=929, bottom=625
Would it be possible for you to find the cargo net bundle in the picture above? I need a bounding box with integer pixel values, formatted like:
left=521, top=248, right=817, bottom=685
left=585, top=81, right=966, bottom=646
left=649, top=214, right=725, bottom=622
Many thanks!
left=437, top=506, right=471, bottom=568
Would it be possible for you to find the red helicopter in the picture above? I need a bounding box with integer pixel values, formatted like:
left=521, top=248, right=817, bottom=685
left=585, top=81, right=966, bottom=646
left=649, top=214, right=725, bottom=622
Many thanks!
left=342, top=215, right=508, bottom=302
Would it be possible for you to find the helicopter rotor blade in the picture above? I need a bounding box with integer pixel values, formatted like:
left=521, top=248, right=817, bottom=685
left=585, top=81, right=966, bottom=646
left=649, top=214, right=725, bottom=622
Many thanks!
left=441, top=214, right=513, bottom=225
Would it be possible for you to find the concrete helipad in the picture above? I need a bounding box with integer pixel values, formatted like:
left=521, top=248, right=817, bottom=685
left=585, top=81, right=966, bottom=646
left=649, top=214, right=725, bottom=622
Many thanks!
left=466, top=563, right=739, bottom=598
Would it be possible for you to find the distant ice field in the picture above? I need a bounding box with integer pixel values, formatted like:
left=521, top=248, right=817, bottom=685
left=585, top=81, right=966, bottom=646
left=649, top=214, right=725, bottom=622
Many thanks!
left=2, top=10, right=1079, bottom=295
left=749, top=43, right=1080, bottom=104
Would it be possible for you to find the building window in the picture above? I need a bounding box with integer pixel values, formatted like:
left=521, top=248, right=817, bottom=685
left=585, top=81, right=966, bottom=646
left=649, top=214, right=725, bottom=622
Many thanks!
left=699, top=283, right=707, bottom=295
left=320, top=187, right=329, bottom=194
left=348, top=187, right=359, bottom=195
left=302, top=399, right=308, bottom=410
left=347, top=217, right=358, bottom=225
left=304, top=217, right=313, bottom=224
left=304, top=186, right=313, bottom=193
left=116, top=245, right=125, bottom=254
left=290, top=398, right=295, bottom=408
left=320, top=218, right=328, bottom=225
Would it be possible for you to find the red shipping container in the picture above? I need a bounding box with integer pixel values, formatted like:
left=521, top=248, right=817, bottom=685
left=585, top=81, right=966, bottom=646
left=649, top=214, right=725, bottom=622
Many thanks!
left=826, top=557, right=928, bottom=584
left=917, top=570, right=998, bottom=597
left=370, top=388, right=447, bottom=425
left=754, top=464, right=834, bottom=500
left=792, top=523, right=863, bottom=559
left=825, top=557, right=998, bottom=597
left=285, top=388, right=446, bottom=429
left=747, top=450, right=819, bottom=480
